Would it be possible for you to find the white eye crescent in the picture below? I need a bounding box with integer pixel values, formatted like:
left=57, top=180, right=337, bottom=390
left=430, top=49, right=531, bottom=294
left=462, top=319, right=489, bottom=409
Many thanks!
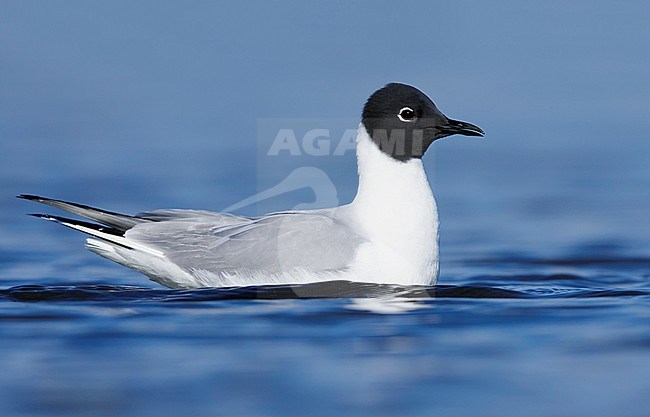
left=398, top=107, right=417, bottom=122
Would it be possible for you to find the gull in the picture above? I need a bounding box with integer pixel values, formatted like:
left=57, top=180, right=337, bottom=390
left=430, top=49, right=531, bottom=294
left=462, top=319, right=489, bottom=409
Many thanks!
left=20, top=83, right=484, bottom=288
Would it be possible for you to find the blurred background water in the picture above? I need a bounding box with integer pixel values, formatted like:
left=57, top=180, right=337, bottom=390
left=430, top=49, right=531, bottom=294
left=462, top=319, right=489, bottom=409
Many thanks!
left=1, top=1, right=649, bottom=416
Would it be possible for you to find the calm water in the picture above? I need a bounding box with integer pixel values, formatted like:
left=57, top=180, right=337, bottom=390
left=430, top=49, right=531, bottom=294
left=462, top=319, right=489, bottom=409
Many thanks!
left=2, top=1, right=650, bottom=416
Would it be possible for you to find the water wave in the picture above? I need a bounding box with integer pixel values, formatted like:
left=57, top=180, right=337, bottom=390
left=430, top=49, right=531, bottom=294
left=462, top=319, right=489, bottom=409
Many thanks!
left=2, top=277, right=648, bottom=303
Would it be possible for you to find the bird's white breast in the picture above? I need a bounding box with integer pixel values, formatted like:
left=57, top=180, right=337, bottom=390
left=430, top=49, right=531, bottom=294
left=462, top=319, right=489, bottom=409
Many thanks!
left=347, top=125, right=439, bottom=285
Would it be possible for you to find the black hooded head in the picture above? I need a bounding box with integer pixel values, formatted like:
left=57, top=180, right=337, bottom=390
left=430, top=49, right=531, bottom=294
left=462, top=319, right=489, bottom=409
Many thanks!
left=362, top=83, right=484, bottom=161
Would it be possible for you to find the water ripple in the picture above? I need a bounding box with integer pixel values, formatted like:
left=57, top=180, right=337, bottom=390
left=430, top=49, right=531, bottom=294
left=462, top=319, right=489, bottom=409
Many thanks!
left=1, top=277, right=647, bottom=303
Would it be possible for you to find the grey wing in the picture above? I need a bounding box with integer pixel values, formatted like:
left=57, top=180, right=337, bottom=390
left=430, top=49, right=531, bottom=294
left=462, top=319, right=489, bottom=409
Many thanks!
left=126, top=211, right=365, bottom=274
left=136, top=209, right=252, bottom=226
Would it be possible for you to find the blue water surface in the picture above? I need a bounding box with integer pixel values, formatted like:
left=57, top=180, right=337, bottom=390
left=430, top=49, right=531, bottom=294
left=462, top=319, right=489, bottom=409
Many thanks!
left=1, top=1, right=650, bottom=416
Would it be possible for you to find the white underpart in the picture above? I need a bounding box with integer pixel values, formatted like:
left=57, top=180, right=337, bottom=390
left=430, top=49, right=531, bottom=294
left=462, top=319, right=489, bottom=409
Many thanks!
left=86, top=238, right=198, bottom=288
left=346, top=125, right=439, bottom=285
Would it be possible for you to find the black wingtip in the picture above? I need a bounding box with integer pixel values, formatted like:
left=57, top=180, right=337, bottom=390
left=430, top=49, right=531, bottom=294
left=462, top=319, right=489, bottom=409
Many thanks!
left=18, top=194, right=44, bottom=201
left=29, top=213, right=74, bottom=222
left=26, top=213, right=125, bottom=236
left=28, top=213, right=57, bottom=220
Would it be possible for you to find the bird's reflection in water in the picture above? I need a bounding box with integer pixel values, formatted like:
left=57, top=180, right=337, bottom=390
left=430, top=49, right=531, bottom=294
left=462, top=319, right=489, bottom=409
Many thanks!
left=346, top=297, right=430, bottom=314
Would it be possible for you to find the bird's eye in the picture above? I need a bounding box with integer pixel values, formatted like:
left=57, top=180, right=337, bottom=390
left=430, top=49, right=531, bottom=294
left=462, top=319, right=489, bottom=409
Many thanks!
left=398, top=107, right=417, bottom=122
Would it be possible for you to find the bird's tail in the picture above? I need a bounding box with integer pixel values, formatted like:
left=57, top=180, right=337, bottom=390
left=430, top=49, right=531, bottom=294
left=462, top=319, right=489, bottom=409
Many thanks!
left=18, top=195, right=196, bottom=288
left=18, top=194, right=163, bottom=256
left=18, top=194, right=151, bottom=232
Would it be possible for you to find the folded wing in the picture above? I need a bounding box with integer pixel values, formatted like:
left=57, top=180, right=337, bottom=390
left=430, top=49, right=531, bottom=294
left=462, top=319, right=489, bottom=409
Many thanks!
left=126, top=210, right=365, bottom=275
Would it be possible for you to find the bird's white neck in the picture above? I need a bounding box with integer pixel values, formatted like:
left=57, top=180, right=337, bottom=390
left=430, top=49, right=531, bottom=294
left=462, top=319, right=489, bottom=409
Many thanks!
left=349, top=125, right=439, bottom=285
